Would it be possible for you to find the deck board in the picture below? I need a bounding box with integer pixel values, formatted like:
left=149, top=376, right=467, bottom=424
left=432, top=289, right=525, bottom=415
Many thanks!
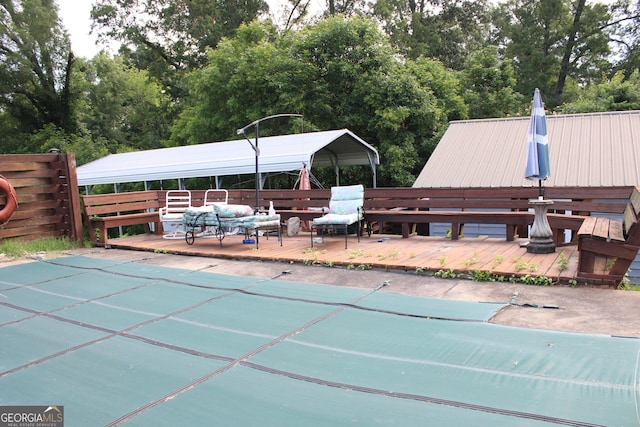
left=106, top=231, right=592, bottom=284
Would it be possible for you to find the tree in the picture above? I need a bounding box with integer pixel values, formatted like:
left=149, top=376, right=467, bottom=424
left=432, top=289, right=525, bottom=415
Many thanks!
left=269, top=0, right=313, bottom=31
left=322, top=0, right=368, bottom=17
left=78, top=53, right=174, bottom=154
left=372, top=0, right=494, bottom=70
left=171, top=17, right=460, bottom=187
left=553, top=0, right=613, bottom=102
left=608, top=0, right=640, bottom=79
left=169, top=21, right=292, bottom=146
left=0, top=0, right=77, bottom=152
left=90, top=0, right=269, bottom=80
left=494, top=0, right=615, bottom=106
left=29, top=123, right=109, bottom=166
left=7, top=52, right=174, bottom=164
left=459, top=47, right=525, bottom=118
left=558, top=70, right=640, bottom=113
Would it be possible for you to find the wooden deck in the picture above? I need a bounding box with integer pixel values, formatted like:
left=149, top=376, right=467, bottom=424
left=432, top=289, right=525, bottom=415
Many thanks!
left=105, top=231, right=589, bottom=285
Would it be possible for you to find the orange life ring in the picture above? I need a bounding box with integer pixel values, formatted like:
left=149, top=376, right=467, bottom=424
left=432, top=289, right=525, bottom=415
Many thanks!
left=0, top=176, right=18, bottom=224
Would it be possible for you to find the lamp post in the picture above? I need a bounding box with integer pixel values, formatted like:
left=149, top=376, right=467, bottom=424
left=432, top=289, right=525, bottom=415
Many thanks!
left=237, top=114, right=303, bottom=213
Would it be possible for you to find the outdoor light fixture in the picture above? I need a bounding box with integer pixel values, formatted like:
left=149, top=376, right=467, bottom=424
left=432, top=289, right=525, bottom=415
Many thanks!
left=237, top=114, right=304, bottom=213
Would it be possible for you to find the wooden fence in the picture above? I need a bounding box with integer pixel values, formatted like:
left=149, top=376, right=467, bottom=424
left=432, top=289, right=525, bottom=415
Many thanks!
left=0, top=153, right=83, bottom=242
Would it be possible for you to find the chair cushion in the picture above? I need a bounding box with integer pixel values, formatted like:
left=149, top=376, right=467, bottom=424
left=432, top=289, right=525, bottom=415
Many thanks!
left=330, top=199, right=362, bottom=215
left=183, top=211, right=280, bottom=229
left=313, top=213, right=360, bottom=226
left=328, top=185, right=364, bottom=215
left=227, top=215, right=281, bottom=229
left=161, top=213, right=186, bottom=221
left=182, top=211, right=217, bottom=226
left=214, top=204, right=254, bottom=218
left=330, top=184, right=364, bottom=201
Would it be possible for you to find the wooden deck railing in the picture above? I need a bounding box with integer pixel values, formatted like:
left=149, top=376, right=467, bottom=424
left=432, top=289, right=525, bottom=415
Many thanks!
left=206, top=186, right=633, bottom=242
left=83, top=186, right=638, bottom=285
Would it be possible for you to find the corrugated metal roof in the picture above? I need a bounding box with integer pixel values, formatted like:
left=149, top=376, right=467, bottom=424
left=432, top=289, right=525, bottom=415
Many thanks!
left=77, top=129, right=379, bottom=186
left=413, top=110, right=640, bottom=188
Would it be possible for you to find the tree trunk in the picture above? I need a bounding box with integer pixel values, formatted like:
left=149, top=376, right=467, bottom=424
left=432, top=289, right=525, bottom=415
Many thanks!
left=554, top=0, right=586, bottom=105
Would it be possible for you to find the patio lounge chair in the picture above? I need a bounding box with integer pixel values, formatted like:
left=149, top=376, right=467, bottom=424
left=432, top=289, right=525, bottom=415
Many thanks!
left=311, top=184, right=365, bottom=249
left=183, top=203, right=281, bottom=249
left=159, top=190, right=192, bottom=239
left=192, top=189, right=231, bottom=238
left=204, top=189, right=228, bottom=206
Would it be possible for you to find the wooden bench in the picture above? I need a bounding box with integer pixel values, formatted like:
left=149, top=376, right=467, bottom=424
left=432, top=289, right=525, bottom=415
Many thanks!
left=82, top=190, right=163, bottom=246
left=362, top=210, right=529, bottom=240
left=363, top=209, right=590, bottom=241
left=240, top=187, right=630, bottom=243
left=577, top=186, right=640, bottom=285
left=361, top=187, right=626, bottom=242
left=80, top=186, right=634, bottom=249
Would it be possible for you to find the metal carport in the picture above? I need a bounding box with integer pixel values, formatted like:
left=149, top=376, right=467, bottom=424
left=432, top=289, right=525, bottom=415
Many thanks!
left=77, top=129, right=379, bottom=189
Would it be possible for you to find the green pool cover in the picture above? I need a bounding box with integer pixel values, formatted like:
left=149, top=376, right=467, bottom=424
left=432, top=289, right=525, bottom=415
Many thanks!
left=0, top=256, right=638, bottom=426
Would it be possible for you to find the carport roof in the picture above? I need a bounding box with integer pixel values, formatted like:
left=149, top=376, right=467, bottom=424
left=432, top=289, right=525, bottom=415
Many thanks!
left=77, top=129, right=379, bottom=186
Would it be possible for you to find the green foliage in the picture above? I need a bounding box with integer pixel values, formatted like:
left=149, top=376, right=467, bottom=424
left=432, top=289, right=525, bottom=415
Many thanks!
left=2, top=0, right=640, bottom=185
left=171, top=17, right=451, bottom=187
left=618, top=275, right=639, bottom=291
left=559, top=71, right=640, bottom=113
left=348, top=248, right=367, bottom=258
left=91, top=0, right=269, bottom=71
left=492, top=255, right=504, bottom=269
left=518, top=274, right=554, bottom=286
left=170, top=21, right=287, bottom=145
left=0, top=0, right=78, bottom=152
left=494, top=0, right=613, bottom=107
left=470, top=270, right=494, bottom=282
left=78, top=54, right=175, bottom=156
left=463, top=252, right=479, bottom=268
left=373, top=0, right=493, bottom=70
left=434, top=268, right=461, bottom=279
left=377, top=247, right=400, bottom=260
left=514, top=259, right=529, bottom=272
left=556, top=251, right=570, bottom=271
left=0, top=237, right=80, bottom=258
left=459, top=47, right=526, bottom=118
left=28, top=124, right=109, bottom=166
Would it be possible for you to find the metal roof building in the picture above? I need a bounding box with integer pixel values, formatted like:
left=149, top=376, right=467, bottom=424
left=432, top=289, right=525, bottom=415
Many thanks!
left=77, top=129, right=379, bottom=187
left=414, top=110, right=640, bottom=188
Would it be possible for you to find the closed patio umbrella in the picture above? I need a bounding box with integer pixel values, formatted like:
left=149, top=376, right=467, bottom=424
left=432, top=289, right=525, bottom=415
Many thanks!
left=525, top=88, right=551, bottom=197
left=297, top=164, right=311, bottom=231
left=298, top=164, right=311, bottom=191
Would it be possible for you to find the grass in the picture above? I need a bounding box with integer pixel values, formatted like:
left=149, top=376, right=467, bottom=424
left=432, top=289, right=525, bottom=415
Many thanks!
left=0, top=237, right=81, bottom=258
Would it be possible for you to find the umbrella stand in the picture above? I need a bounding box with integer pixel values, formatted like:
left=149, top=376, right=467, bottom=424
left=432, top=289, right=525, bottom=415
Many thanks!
left=527, top=198, right=555, bottom=254
left=538, top=180, right=544, bottom=198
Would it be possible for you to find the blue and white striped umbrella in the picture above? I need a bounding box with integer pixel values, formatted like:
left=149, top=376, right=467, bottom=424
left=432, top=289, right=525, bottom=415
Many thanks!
left=525, top=88, right=551, bottom=184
